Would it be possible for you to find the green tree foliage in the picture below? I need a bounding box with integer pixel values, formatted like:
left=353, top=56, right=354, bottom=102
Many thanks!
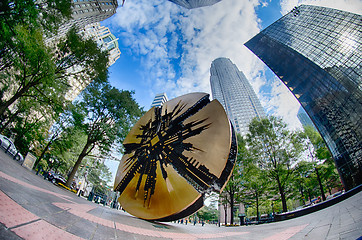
left=291, top=160, right=315, bottom=205
left=0, top=26, right=108, bottom=119
left=218, top=134, right=244, bottom=225
left=0, top=0, right=108, bottom=138
left=197, top=205, right=218, bottom=222
left=235, top=135, right=269, bottom=221
left=0, top=0, right=72, bottom=33
left=86, top=163, right=112, bottom=195
left=301, top=126, right=342, bottom=200
left=0, top=0, right=71, bottom=72
left=0, top=20, right=109, bottom=159
left=246, top=116, right=304, bottom=213
left=53, top=129, right=88, bottom=175
left=65, top=81, right=144, bottom=187
left=33, top=104, right=80, bottom=168
left=0, top=0, right=71, bottom=93
left=241, top=163, right=269, bottom=220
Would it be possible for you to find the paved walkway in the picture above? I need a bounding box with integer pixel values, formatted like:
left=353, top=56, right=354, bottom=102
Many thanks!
left=0, top=150, right=361, bottom=239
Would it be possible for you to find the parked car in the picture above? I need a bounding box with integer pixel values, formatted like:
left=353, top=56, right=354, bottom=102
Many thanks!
left=43, top=170, right=55, bottom=180
left=0, top=134, right=24, bottom=162
left=48, top=173, right=66, bottom=185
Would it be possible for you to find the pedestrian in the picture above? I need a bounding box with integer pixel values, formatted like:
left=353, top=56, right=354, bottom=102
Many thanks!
left=77, top=180, right=85, bottom=197
left=36, top=166, right=43, bottom=175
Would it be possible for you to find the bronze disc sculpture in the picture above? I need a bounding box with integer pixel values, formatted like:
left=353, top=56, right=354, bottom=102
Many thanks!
left=114, top=92, right=237, bottom=221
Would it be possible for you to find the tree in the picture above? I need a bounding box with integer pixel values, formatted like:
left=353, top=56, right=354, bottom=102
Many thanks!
left=87, top=162, right=113, bottom=195
left=0, top=96, right=59, bottom=156
left=241, top=162, right=269, bottom=221
left=220, top=173, right=241, bottom=225
left=0, top=26, right=109, bottom=119
left=197, top=205, right=218, bottom=222
left=0, top=0, right=71, bottom=100
left=246, top=116, right=304, bottom=213
left=235, top=135, right=269, bottom=221
left=33, top=104, right=77, bottom=168
left=65, top=81, right=144, bottom=187
left=302, top=125, right=334, bottom=201
left=219, top=134, right=245, bottom=225
left=291, top=161, right=314, bottom=205
left=0, top=0, right=72, bottom=73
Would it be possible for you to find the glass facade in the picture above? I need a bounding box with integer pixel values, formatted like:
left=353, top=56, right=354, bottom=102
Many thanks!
left=168, top=0, right=222, bottom=9
left=210, top=58, right=265, bottom=135
left=49, top=0, right=118, bottom=41
left=245, top=5, right=362, bottom=190
left=297, top=106, right=317, bottom=130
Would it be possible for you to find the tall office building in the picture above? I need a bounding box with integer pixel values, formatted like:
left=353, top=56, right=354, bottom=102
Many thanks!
left=245, top=5, right=362, bottom=189
left=210, top=58, right=265, bottom=135
left=66, top=23, right=121, bottom=101
left=56, top=0, right=118, bottom=39
left=297, top=107, right=316, bottom=130
left=168, top=0, right=222, bottom=9
left=151, top=93, right=169, bottom=108
left=81, top=23, right=121, bottom=66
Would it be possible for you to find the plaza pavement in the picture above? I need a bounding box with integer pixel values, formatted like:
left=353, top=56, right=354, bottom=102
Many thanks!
left=0, top=150, right=361, bottom=240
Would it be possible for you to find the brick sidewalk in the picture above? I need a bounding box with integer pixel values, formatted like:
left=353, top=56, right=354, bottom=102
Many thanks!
left=0, top=151, right=361, bottom=239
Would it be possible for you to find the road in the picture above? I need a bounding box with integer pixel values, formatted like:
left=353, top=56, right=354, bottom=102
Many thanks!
left=0, top=150, right=361, bottom=239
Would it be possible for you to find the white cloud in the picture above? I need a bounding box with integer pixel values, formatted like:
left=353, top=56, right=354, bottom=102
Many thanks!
left=110, top=0, right=265, bottom=98
left=265, top=77, right=302, bottom=130
left=108, top=0, right=360, bottom=130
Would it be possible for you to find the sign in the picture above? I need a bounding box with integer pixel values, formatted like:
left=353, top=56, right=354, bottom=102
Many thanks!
left=22, top=152, right=36, bottom=171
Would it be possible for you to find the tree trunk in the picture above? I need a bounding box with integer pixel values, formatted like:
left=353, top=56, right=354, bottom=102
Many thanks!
left=299, top=185, right=305, bottom=205
left=230, top=192, right=234, bottom=225
left=315, top=167, right=326, bottom=201
left=224, top=204, right=227, bottom=225
left=0, top=83, right=32, bottom=117
left=65, top=141, right=92, bottom=187
left=308, top=189, right=312, bottom=202
left=276, top=177, right=288, bottom=212
left=0, top=108, right=20, bottom=131
left=34, top=140, right=53, bottom=169
left=256, top=191, right=260, bottom=222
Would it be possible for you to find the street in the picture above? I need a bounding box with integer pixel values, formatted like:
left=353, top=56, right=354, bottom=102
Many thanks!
left=0, top=150, right=361, bottom=240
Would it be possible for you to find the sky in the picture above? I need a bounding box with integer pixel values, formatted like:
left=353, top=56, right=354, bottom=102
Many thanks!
left=102, top=0, right=362, bottom=185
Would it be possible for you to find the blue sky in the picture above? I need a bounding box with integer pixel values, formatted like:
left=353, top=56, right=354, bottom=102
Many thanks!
left=102, top=0, right=362, bottom=184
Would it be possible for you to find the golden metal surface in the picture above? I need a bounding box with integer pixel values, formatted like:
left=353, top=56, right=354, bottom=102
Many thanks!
left=114, top=92, right=235, bottom=220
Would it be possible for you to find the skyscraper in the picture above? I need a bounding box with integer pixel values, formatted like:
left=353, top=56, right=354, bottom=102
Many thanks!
left=151, top=93, right=169, bottom=108
left=168, top=0, right=222, bottom=9
left=81, top=23, right=121, bottom=66
left=297, top=107, right=316, bottom=130
left=56, top=0, right=118, bottom=39
left=245, top=5, right=362, bottom=189
left=66, top=23, right=121, bottom=101
left=210, top=58, right=265, bottom=135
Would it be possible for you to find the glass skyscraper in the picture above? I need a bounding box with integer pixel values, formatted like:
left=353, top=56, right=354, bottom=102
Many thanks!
left=245, top=5, right=361, bottom=190
left=297, top=107, right=317, bottom=130
left=168, top=0, right=222, bottom=9
left=210, top=58, right=265, bottom=135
